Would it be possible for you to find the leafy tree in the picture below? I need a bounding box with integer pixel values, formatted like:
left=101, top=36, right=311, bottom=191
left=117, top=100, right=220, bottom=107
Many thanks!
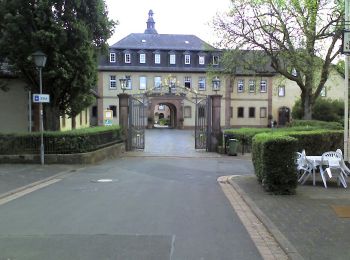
left=292, top=98, right=344, bottom=123
left=213, top=0, right=344, bottom=119
left=0, top=0, right=116, bottom=130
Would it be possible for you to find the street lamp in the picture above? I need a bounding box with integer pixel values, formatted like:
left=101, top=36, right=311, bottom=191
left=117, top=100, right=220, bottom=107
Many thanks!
left=119, top=78, right=127, bottom=93
left=212, top=77, right=221, bottom=94
left=32, top=51, right=47, bottom=165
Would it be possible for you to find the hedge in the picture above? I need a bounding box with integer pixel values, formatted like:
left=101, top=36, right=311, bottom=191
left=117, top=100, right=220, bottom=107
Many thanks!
left=252, top=133, right=298, bottom=194
left=0, top=126, right=123, bottom=155
left=287, top=119, right=343, bottom=130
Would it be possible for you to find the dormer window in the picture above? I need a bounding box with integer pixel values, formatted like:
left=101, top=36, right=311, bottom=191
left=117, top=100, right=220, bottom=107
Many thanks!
left=185, top=54, right=191, bottom=65
left=124, top=53, right=131, bottom=63
left=213, top=55, right=219, bottom=65
left=139, top=53, right=146, bottom=64
left=110, top=52, right=116, bottom=63
left=155, top=53, right=161, bottom=64
left=170, top=54, right=176, bottom=65
left=199, top=55, right=205, bottom=65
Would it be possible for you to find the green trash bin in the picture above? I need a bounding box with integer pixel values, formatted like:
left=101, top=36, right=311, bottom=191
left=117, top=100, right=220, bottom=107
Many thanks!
left=228, top=139, right=238, bottom=156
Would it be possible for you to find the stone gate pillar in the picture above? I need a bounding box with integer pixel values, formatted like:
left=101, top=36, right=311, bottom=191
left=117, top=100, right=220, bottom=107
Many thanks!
left=118, top=93, right=129, bottom=149
left=209, top=94, right=222, bottom=152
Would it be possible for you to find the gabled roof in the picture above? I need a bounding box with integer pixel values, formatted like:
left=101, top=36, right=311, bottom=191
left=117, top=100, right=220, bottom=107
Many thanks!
left=111, top=33, right=217, bottom=51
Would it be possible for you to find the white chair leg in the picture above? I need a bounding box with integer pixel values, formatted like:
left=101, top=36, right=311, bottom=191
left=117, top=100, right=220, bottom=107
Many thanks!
left=320, top=168, right=328, bottom=188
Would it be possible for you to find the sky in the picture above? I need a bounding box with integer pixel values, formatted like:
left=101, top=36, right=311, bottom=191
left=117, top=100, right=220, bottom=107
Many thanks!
left=104, top=0, right=231, bottom=46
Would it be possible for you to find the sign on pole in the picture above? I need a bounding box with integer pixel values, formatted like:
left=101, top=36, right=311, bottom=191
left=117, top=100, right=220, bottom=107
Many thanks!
left=104, top=109, right=113, bottom=126
left=33, top=94, right=50, bottom=103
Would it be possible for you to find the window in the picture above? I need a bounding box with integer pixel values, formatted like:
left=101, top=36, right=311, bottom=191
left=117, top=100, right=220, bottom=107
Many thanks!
left=109, top=105, right=117, bottom=118
left=237, top=79, right=244, bottom=93
left=249, top=80, right=256, bottom=93
left=184, top=106, right=192, bottom=118
left=199, top=55, right=205, bottom=65
left=125, top=75, right=132, bottom=89
left=109, top=52, right=116, bottom=63
left=260, top=80, right=267, bottom=92
left=170, top=54, right=176, bottom=64
left=213, top=55, right=219, bottom=65
left=125, top=53, right=131, bottom=63
left=198, top=107, right=205, bottom=118
left=237, top=107, right=244, bottom=118
left=139, top=76, right=147, bottom=90
left=139, top=53, right=146, bottom=64
left=109, top=75, right=116, bottom=89
left=198, top=77, right=206, bottom=91
left=249, top=107, right=255, bottom=118
left=155, top=53, right=161, bottom=64
left=92, top=106, right=97, bottom=117
left=260, top=107, right=267, bottom=118
left=154, top=76, right=161, bottom=89
left=278, top=85, right=285, bottom=97
left=230, top=107, right=233, bottom=118
left=184, top=76, right=191, bottom=89
left=185, top=54, right=191, bottom=65
left=320, top=86, right=327, bottom=97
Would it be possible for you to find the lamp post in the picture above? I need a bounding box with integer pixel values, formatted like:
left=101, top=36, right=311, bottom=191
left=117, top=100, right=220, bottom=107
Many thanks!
left=119, top=78, right=127, bottom=93
left=32, top=51, right=47, bottom=165
left=212, top=77, right=221, bottom=94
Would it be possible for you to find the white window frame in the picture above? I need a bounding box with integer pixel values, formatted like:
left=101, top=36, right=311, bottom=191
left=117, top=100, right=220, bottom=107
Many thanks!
left=125, top=75, right=132, bottom=90
left=199, top=55, right=205, bottom=65
left=125, top=53, right=131, bottom=63
left=170, top=54, right=176, bottom=65
left=260, top=80, right=267, bottom=93
left=260, top=107, right=267, bottom=118
left=139, top=53, right=146, bottom=64
left=184, top=106, right=192, bottom=118
left=139, top=76, right=147, bottom=90
left=198, top=77, right=206, bottom=91
left=109, top=52, right=116, bottom=63
left=109, top=75, right=116, bottom=89
left=237, top=79, right=244, bottom=93
left=249, top=80, right=256, bottom=93
left=185, top=54, right=191, bottom=65
left=184, top=76, right=191, bottom=89
left=154, top=76, right=161, bottom=89
left=155, top=53, right=161, bottom=64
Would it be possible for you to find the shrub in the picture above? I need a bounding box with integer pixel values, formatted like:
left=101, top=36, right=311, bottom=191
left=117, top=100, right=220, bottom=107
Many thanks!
left=287, top=119, right=343, bottom=130
left=252, top=133, right=298, bottom=194
left=0, top=126, right=122, bottom=155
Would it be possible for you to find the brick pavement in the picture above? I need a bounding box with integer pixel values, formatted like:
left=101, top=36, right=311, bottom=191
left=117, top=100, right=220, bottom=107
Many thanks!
left=230, top=175, right=350, bottom=260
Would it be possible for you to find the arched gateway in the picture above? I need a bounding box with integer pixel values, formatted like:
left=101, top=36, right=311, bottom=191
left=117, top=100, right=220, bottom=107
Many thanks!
left=118, top=84, right=221, bottom=152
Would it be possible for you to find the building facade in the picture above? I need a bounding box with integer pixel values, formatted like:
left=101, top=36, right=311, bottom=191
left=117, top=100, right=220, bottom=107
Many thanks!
left=94, top=10, right=344, bottom=129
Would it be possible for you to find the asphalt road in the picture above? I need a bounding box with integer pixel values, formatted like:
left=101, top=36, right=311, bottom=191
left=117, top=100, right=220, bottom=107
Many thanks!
left=0, top=130, right=261, bottom=260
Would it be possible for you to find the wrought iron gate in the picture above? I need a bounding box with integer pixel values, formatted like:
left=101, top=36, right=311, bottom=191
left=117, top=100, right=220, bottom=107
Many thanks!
left=128, top=95, right=147, bottom=150
left=195, top=96, right=211, bottom=150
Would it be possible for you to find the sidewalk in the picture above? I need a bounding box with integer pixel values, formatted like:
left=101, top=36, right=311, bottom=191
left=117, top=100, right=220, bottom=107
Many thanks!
left=230, top=175, right=350, bottom=260
left=0, top=164, right=80, bottom=198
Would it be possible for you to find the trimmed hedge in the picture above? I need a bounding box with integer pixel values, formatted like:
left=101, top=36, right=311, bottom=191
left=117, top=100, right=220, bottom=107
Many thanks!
left=0, top=126, right=123, bottom=155
left=287, top=119, right=343, bottom=130
left=252, top=133, right=298, bottom=194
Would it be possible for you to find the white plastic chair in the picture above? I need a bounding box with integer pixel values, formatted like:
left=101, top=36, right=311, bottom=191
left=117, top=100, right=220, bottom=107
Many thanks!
left=297, top=150, right=315, bottom=184
left=320, top=151, right=347, bottom=188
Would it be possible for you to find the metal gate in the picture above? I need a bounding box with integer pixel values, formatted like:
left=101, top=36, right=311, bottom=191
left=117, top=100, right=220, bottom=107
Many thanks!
left=195, top=96, right=211, bottom=150
left=128, top=95, right=147, bottom=150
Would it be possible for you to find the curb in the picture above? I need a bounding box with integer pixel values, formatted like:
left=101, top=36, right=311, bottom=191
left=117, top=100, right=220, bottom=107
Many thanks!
left=228, top=177, right=304, bottom=260
left=0, top=167, right=84, bottom=201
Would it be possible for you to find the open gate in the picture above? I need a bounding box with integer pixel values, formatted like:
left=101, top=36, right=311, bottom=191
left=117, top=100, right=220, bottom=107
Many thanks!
left=128, top=95, right=147, bottom=150
left=195, top=96, right=211, bottom=150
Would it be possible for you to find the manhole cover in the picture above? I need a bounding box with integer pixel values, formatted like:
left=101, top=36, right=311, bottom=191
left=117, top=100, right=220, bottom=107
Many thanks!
left=91, top=179, right=114, bottom=183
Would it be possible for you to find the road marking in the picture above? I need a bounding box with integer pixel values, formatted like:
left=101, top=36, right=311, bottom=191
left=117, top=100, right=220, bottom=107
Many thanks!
left=169, top=235, right=176, bottom=260
left=0, top=179, right=61, bottom=206
left=218, top=176, right=289, bottom=260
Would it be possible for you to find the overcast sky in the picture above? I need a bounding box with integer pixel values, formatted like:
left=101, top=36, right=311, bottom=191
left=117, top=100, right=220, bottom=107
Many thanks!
left=104, top=0, right=231, bottom=45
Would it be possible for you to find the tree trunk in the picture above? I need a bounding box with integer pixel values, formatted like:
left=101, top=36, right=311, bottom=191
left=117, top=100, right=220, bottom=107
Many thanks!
left=302, top=92, right=313, bottom=120
left=72, top=117, right=76, bottom=129
left=44, top=105, right=60, bottom=131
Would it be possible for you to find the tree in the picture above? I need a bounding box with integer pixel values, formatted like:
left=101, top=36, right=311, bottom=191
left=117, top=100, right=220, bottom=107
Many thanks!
left=0, top=0, right=116, bottom=130
left=213, top=0, right=344, bottom=119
